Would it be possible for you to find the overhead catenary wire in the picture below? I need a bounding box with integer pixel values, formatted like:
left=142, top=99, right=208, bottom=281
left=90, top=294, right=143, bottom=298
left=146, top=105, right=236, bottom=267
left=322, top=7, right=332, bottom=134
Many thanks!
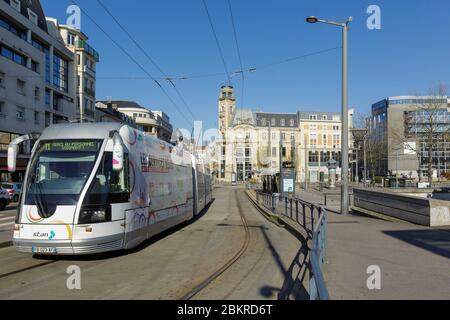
left=5, top=46, right=341, bottom=81
left=202, top=0, right=232, bottom=84
left=70, top=0, right=193, bottom=127
left=95, top=0, right=197, bottom=121
left=227, top=0, right=245, bottom=108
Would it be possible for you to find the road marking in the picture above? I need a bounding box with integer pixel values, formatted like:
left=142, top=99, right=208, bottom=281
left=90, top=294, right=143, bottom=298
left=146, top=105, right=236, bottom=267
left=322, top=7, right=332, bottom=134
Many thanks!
left=0, top=222, right=14, bottom=228
left=0, top=216, right=15, bottom=222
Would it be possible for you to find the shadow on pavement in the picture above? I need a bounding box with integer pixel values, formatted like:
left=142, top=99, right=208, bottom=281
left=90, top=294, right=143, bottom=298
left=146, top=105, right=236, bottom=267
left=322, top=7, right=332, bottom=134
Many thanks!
left=33, top=198, right=215, bottom=262
left=259, top=228, right=310, bottom=300
left=383, top=229, right=450, bottom=259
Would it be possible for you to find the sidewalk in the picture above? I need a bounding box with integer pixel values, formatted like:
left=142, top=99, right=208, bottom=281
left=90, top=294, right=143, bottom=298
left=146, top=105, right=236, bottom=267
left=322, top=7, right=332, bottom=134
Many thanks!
left=324, top=211, right=450, bottom=299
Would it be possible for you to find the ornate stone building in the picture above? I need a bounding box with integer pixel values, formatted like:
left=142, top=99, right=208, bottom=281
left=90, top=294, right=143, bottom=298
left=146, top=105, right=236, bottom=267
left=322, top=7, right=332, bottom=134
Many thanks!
left=216, top=85, right=353, bottom=184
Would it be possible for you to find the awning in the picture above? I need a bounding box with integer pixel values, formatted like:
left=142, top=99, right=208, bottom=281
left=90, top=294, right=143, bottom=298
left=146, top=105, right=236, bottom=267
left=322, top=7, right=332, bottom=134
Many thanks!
left=259, top=168, right=279, bottom=176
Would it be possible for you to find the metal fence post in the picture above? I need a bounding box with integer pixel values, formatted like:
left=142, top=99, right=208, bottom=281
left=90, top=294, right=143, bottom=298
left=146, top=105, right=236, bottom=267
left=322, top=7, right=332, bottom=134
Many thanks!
left=290, top=198, right=293, bottom=218
left=302, top=203, right=306, bottom=227
left=310, top=205, right=315, bottom=230
left=295, top=200, right=299, bottom=223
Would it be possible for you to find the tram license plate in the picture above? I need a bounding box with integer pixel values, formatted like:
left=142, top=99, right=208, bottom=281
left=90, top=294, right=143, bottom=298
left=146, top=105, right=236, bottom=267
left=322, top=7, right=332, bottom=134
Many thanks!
left=32, top=247, right=57, bottom=254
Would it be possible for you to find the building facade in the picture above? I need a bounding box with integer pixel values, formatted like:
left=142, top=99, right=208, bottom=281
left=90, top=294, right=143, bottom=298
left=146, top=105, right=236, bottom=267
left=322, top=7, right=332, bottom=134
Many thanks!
left=0, top=0, right=77, bottom=181
left=216, top=85, right=353, bottom=184
left=55, top=21, right=99, bottom=122
left=96, top=100, right=173, bottom=143
left=368, top=96, right=450, bottom=179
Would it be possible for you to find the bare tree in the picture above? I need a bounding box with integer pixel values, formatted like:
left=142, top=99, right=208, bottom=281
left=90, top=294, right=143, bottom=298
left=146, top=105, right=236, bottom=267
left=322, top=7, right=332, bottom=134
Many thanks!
left=396, top=82, right=450, bottom=183
left=353, top=112, right=388, bottom=183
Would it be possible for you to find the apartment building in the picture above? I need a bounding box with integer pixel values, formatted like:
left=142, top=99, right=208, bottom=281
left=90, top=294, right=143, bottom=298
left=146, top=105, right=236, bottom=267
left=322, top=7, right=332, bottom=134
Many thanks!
left=54, top=20, right=99, bottom=122
left=96, top=100, right=174, bottom=143
left=0, top=0, right=76, bottom=181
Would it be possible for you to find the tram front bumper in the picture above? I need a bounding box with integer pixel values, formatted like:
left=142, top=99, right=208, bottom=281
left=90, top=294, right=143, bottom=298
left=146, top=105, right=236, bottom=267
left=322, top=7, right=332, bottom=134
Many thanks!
left=13, top=233, right=124, bottom=255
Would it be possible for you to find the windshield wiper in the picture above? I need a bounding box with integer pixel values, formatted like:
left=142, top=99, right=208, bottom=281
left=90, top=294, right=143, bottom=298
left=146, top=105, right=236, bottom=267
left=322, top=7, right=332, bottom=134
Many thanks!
left=32, top=182, right=50, bottom=219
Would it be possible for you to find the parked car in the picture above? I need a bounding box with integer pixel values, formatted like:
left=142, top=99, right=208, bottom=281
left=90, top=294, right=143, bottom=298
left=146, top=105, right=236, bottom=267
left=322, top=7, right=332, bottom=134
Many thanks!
left=0, top=188, right=10, bottom=211
left=1, top=183, right=22, bottom=202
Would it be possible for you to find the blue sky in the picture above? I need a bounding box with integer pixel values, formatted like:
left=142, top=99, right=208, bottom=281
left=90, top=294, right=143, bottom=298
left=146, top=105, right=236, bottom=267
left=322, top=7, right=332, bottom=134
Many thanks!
left=41, top=0, right=450, bottom=131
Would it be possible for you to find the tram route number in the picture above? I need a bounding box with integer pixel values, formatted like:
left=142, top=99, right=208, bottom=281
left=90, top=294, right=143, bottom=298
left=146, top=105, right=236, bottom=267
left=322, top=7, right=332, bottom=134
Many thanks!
left=177, top=304, right=273, bottom=318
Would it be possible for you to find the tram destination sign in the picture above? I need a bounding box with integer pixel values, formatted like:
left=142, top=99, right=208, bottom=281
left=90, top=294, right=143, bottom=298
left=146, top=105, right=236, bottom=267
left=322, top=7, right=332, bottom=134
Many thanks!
left=43, top=141, right=100, bottom=152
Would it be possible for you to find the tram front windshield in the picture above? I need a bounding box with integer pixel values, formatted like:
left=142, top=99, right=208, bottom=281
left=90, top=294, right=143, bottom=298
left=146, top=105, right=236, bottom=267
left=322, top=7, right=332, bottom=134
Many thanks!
left=25, top=140, right=102, bottom=207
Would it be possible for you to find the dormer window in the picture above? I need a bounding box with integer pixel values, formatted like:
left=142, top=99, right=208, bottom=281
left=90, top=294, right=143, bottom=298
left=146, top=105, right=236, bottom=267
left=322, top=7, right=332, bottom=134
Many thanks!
left=28, top=9, right=38, bottom=25
left=309, top=114, right=317, bottom=120
left=11, top=0, right=20, bottom=12
left=67, top=33, right=76, bottom=46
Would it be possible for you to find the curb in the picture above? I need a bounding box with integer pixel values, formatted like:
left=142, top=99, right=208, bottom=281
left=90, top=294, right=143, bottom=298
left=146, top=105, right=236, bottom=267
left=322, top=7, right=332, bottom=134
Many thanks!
left=0, top=241, right=12, bottom=249
left=245, top=190, right=311, bottom=244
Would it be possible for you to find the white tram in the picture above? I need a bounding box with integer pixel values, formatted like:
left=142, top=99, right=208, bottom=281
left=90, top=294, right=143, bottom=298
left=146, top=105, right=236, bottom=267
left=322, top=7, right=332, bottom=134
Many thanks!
left=7, top=123, right=212, bottom=255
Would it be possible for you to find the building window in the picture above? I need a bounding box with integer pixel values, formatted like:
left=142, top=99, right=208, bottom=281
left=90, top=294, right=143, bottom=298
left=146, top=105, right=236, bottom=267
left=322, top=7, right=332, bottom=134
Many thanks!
left=45, top=89, right=51, bottom=107
left=272, top=147, right=277, bottom=157
left=67, top=33, right=76, bottom=46
left=1, top=46, right=27, bottom=66
left=310, top=125, right=316, bottom=131
left=323, top=134, right=327, bottom=145
left=34, top=111, right=39, bottom=123
left=53, top=53, right=69, bottom=92
left=34, top=86, right=40, bottom=100
left=272, top=132, right=276, bottom=140
left=309, top=114, right=317, bottom=120
left=10, top=0, right=21, bottom=11
left=0, top=101, right=5, bottom=115
left=0, top=72, right=4, bottom=87
left=333, top=125, right=340, bottom=131
left=333, top=134, right=340, bottom=147
left=28, top=9, right=38, bottom=25
left=44, top=48, right=50, bottom=83
left=309, top=134, right=317, bottom=148
left=77, top=54, right=81, bottom=65
left=16, top=107, right=24, bottom=120
left=322, top=115, right=327, bottom=120
left=280, top=119, right=285, bottom=126
left=261, top=118, right=266, bottom=126
left=16, top=80, right=26, bottom=95
left=309, top=151, right=319, bottom=163
left=282, top=132, right=286, bottom=140
left=31, top=60, right=39, bottom=73
left=290, top=119, right=295, bottom=127
left=0, top=16, right=27, bottom=40
left=271, top=118, right=276, bottom=126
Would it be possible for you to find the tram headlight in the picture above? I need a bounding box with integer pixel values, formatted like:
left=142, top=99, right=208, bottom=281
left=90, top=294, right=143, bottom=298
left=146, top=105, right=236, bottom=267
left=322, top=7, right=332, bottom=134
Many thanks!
left=78, top=205, right=111, bottom=224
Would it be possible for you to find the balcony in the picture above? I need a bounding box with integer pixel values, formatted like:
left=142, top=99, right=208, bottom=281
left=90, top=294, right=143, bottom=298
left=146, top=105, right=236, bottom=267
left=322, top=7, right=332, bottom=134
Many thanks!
left=84, top=87, right=96, bottom=98
left=83, top=65, right=96, bottom=78
left=75, top=40, right=100, bottom=62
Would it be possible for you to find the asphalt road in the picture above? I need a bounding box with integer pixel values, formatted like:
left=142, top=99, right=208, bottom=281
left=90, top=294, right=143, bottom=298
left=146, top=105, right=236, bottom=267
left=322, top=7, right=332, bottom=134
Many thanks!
left=0, top=187, right=302, bottom=300
left=0, top=204, right=16, bottom=244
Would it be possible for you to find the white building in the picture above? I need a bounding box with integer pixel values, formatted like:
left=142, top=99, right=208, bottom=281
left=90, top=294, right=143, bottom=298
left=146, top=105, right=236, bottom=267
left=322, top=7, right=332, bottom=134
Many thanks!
left=53, top=20, right=99, bottom=122
left=0, top=0, right=77, bottom=181
left=96, top=100, right=173, bottom=143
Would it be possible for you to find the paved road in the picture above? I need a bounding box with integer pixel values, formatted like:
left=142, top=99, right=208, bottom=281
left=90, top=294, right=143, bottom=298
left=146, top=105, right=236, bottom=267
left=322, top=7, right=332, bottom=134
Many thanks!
left=0, top=204, right=16, bottom=244
left=0, top=187, right=302, bottom=300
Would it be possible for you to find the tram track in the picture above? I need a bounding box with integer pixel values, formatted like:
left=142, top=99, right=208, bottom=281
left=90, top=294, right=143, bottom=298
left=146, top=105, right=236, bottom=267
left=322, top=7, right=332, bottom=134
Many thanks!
left=180, top=189, right=251, bottom=300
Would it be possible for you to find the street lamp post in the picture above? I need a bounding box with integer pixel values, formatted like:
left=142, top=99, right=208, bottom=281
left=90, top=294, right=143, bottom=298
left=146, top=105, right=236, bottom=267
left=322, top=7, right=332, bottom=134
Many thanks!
left=306, top=16, right=352, bottom=215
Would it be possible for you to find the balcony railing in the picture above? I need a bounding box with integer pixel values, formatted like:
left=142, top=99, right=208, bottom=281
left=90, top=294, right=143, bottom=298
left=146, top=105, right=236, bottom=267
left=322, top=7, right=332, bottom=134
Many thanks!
left=75, top=40, right=100, bottom=62
left=84, top=87, right=96, bottom=98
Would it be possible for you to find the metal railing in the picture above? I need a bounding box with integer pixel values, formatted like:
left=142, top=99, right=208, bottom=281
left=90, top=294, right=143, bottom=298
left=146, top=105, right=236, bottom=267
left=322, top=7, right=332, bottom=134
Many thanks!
left=255, top=191, right=329, bottom=300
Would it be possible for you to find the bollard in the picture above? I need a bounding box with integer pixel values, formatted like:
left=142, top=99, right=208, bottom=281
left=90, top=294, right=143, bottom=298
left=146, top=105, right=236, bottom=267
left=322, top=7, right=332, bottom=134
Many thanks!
left=302, top=204, right=306, bottom=227
left=290, top=198, right=293, bottom=218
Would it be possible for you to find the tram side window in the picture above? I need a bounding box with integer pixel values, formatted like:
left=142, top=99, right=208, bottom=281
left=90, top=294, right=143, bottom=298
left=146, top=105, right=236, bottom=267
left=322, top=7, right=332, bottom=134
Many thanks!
left=84, top=152, right=130, bottom=204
